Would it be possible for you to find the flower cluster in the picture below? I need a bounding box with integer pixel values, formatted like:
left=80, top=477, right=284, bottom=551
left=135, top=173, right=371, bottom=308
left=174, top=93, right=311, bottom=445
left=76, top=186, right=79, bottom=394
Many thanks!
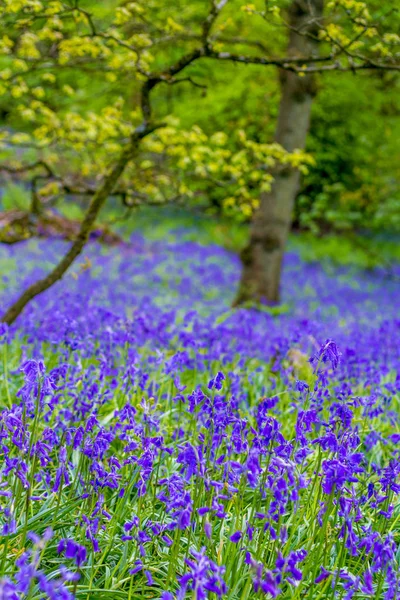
left=0, top=231, right=399, bottom=599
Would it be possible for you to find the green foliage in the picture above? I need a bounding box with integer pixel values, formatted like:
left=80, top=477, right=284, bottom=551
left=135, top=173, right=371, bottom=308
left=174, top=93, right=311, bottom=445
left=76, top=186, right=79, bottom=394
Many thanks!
left=0, top=182, right=30, bottom=211
left=297, top=72, right=400, bottom=234
left=141, top=124, right=312, bottom=219
left=119, top=206, right=400, bottom=272
left=0, top=0, right=399, bottom=230
left=56, top=201, right=84, bottom=220
left=290, top=231, right=400, bottom=269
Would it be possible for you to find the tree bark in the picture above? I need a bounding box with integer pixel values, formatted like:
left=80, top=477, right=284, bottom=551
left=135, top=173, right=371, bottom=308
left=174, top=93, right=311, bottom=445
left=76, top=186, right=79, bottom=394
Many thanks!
left=234, top=0, right=324, bottom=306
left=1, top=140, right=139, bottom=325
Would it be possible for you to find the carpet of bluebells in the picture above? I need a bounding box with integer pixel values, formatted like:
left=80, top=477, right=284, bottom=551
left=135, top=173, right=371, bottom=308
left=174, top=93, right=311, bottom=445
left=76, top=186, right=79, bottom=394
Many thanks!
left=0, top=229, right=399, bottom=600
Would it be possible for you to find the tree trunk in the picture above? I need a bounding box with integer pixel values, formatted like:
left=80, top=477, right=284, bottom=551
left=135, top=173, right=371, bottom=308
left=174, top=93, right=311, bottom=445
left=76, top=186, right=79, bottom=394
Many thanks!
left=234, top=0, right=323, bottom=306
left=1, top=141, right=138, bottom=326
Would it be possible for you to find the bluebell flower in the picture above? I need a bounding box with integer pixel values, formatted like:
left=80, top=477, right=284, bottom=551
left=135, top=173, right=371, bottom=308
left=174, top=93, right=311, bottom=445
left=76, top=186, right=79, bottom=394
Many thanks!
left=57, top=538, right=87, bottom=567
left=207, top=372, right=225, bottom=391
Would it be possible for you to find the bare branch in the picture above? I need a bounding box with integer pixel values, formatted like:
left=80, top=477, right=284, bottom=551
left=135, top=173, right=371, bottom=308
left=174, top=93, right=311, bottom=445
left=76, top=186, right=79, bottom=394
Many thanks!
left=203, top=0, right=230, bottom=43
left=166, top=76, right=207, bottom=89
left=141, top=48, right=205, bottom=121
left=0, top=161, right=54, bottom=177
left=206, top=49, right=400, bottom=73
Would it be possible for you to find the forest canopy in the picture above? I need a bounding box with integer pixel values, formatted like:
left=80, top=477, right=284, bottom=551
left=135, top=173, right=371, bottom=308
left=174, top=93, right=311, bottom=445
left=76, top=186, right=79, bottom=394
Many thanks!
left=0, top=0, right=399, bottom=230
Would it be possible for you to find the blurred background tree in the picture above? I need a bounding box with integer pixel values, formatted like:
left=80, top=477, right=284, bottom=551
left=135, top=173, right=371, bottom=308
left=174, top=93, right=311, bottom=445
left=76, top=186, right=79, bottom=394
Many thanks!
left=0, top=0, right=399, bottom=322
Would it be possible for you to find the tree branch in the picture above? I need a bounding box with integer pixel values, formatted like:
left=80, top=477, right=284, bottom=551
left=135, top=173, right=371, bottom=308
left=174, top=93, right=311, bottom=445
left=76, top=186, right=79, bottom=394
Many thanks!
left=0, top=123, right=160, bottom=326
left=202, top=0, right=230, bottom=43
left=165, top=76, right=207, bottom=89
left=0, top=161, right=54, bottom=177
left=205, top=49, right=400, bottom=73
